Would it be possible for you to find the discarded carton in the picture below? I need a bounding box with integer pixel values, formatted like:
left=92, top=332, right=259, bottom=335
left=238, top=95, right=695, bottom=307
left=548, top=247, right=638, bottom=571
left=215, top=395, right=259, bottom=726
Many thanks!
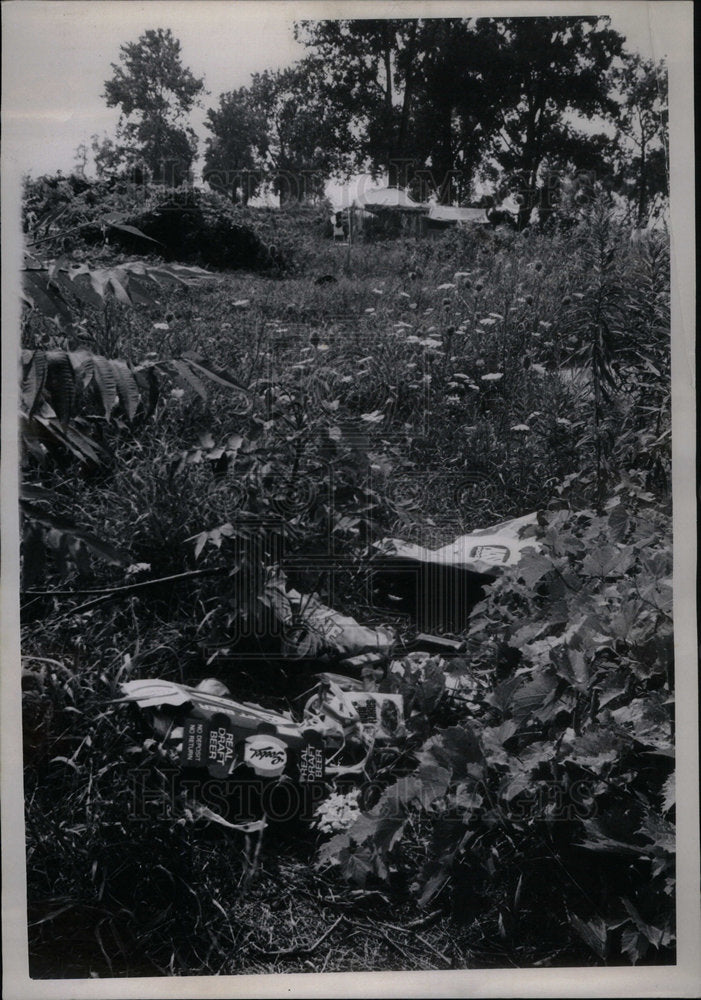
left=371, top=512, right=541, bottom=629
left=118, top=671, right=406, bottom=784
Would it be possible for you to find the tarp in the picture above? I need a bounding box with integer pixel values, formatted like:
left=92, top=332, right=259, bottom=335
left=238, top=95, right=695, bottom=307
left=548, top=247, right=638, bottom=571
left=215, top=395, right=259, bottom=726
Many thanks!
left=354, top=187, right=426, bottom=211
left=428, top=204, right=490, bottom=225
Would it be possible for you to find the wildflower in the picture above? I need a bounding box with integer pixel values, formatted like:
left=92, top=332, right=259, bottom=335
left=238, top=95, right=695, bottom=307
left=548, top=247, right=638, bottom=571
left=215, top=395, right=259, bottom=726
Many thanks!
left=125, top=562, right=151, bottom=577
left=314, top=789, right=361, bottom=834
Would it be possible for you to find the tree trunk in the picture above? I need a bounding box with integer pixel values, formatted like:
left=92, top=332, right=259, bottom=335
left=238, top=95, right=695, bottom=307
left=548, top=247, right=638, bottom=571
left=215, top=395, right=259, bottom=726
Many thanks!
left=637, top=138, right=647, bottom=227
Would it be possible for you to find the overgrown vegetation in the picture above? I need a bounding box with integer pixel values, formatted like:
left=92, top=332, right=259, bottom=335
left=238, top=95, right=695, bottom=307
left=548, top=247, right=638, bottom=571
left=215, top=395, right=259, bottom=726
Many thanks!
left=19, top=178, right=672, bottom=976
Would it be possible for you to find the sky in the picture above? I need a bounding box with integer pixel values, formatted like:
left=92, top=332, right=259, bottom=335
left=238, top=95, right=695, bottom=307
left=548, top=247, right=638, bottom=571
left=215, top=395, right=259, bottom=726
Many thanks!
left=2, top=1, right=673, bottom=182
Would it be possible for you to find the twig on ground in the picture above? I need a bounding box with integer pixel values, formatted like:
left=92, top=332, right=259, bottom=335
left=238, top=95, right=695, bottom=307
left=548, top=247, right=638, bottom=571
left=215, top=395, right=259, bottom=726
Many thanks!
left=42, top=568, right=227, bottom=620
left=249, top=914, right=344, bottom=959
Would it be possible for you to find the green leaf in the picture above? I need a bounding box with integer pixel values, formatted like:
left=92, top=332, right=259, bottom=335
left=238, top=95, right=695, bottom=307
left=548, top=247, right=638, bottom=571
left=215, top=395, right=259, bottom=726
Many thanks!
left=21, top=501, right=127, bottom=565
left=341, top=845, right=373, bottom=887
left=21, top=270, right=74, bottom=325
left=622, top=898, right=666, bottom=949
left=582, top=545, right=632, bottom=578
left=375, top=776, right=424, bottom=814
left=569, top=913, right=609, bottom=959
left=317, top=832, right=350, bottom=867
left=21, top=350, right=48, bottom=415
left=517, top=552, right=553, bottom=588
left=416, top=763, right=451, bottom=805
left=108, top=270, right=132, bottom=304
left=422, top=725, right=484, bottom=779
left=92, top=357, right=118, bottom=417
left=45, top=350, right=76, bottom=422
left=170, top=359, right=208, bottom=400
left=502, top=770, right=532, bottom=802
left=180, top=354, right=243, bottom=391
left=417, top=864, right=450, bottom=908
left=21, top=523, right=47, bottom=588
left=661, top=773, right=675, bottom=814
left=371, top=815, right=407, bottom=854
left=510, top=672, right=559, bottom=720
left=105, top=219, right=161, bottom=244
left=620, top=926, right=648, bottom=964
left=111, top=360, right=141, bottom=420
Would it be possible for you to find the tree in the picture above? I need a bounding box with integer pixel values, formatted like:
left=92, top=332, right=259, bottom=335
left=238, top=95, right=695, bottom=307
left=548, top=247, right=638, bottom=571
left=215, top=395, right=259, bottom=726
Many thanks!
left=103, top=28, right=205, bottom=185
left=205, top=66, right=350, bottom=203
left=294, top=19, right=422, bottom=187
left=89, top=133, right=125, bottom=179
left=609, top=55, right=668, bottom=225
left=203, top=88, right=267, bottom=203
left=474, top=17, right=624, bottom=227
left=403, top=20, right=505, bottom=203
left=294, top=17, right=623, bottom=210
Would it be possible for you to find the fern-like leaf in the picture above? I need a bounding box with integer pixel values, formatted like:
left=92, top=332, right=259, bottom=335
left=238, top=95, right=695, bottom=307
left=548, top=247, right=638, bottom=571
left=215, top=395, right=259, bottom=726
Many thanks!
left=92, top=357, right=118, bottom=417
left=111, top=360, right=140, bottom=420
left=45, top=350, right=75, bottom=423
left=21, top=350, right=48, bottom=415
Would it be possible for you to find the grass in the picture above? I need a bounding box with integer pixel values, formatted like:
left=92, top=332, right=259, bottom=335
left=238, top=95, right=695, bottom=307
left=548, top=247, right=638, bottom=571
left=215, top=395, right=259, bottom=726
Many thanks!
left=21, top=193, right=671, bottom=976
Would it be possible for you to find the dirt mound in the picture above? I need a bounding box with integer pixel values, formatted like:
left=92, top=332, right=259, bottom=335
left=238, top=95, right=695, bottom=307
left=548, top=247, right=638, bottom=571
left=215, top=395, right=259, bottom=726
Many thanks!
left=84, top=198, right=282, bottom=272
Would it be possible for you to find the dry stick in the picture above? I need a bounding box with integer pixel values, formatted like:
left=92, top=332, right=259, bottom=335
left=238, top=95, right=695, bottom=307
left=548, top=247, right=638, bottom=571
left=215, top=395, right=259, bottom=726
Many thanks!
left=373, top=917, right=451, bottom=966
left=413, top=931, right=451, bottom=966
left=251, top=915, right=344, bottom=959
left=23, top=567, right=226, bottom=599
left=43, top=568, right=227, bottom=621
left=354, top=919, right=425, bottom=970
left=405, top=908, right=443, bottom=929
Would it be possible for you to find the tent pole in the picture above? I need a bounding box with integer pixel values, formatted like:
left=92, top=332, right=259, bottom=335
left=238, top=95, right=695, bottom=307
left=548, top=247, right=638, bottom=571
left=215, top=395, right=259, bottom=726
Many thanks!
left=345, top=206, right=353, bottom=273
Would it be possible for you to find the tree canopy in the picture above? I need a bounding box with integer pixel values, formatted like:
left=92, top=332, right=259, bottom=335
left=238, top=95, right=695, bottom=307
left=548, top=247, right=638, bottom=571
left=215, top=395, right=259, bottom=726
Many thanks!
left=103, top=27, right=205, bottom=185
left=293, top=16, right=628, bottom=217
left=92, top=19, right=669, bottom=224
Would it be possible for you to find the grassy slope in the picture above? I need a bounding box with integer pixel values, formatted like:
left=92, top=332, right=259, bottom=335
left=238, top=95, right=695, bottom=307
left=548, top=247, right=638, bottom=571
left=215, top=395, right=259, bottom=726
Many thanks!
left=21, top=201, right=669, bottom=976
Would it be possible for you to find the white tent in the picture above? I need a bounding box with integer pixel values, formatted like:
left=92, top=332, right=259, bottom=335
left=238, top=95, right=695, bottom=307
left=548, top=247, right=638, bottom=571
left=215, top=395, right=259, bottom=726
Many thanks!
left=354, top=187, right=426, bottom=211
